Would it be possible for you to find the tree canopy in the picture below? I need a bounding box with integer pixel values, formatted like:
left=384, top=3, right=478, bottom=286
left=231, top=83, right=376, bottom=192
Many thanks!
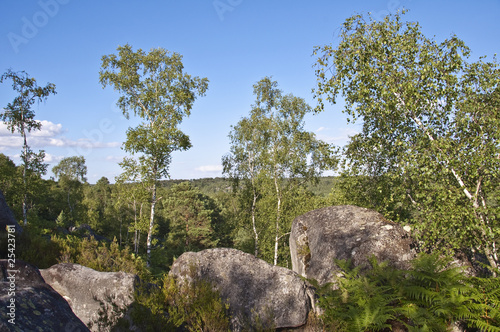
left=99, top=44, right=209, bottom=264
left=1, top=69, right=55, bottom=224
left=224, top=77, right=337, bottom=265
left=314, top=11, right=500, bottom=270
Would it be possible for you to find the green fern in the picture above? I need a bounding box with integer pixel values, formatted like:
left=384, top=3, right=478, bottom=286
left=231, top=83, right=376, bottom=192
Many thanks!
left=317, top=252, right=500, bottom=331
left=318, top=257, right=400, bottom=332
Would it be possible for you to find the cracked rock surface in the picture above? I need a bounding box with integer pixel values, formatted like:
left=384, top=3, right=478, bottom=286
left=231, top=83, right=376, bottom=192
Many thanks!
left=290, top=205, right=416, bottom=286
left=169, top=248, right=315, bottom=331
left=0, top=260, right=89, bottom=332
left=40, top=263, right=138, bottom=331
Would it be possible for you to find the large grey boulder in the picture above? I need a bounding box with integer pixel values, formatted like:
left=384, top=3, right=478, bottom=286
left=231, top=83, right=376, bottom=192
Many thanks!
left=0, top=259, right=89, bottom=332
left=169, top=248, right=315, bottom=331
left=40, top=264, right=138, bottom=331
left=290, top=205, right=416, bottom=286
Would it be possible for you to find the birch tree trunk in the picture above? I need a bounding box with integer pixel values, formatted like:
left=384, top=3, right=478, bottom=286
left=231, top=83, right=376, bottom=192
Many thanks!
left=146, top=181, right=157, bottom=266
left=22, top=123, right=28, bottom=226
left=273, top=172, right=282, bottom=266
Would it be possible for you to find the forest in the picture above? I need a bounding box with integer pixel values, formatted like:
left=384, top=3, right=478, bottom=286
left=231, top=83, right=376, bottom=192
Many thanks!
left=1, top=11, right=500, bottom=331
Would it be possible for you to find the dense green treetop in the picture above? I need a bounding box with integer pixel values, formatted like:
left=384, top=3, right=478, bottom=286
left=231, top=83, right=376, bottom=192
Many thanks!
left=100, top=44, right=209, bottom=264
left=100, top=44, right=209, bottom=181
left=52, top=156, right=88, bottom=183
left=1, top=69, right=56, bottom=136
left=313, top=11, right=500, bottom=270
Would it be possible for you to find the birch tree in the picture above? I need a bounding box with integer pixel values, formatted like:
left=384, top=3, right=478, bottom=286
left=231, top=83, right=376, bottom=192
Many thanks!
left=114, top=158, right=151, bottom=255
left=1, top=69, right=55, bottom=225
left=223, top=114, right=267, bottom=257
left=52, top=156, right=87, bottom=219
left=225, top=77, right=337, bottom=265
left=100, top=44, right=208, bottom=264
left=314, top=11, right=500, bottom=271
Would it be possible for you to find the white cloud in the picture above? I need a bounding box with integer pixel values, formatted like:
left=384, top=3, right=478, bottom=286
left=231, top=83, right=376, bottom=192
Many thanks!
left=43, top=153, right=64, bottom=163
left=195, top=165, right=223, bottom=172
left=316, top=128, right=359, bottom=144
left=0, top=136, right=23, bottom=148
left=30, top=120, right=63, bottom=137
left=0, top=123, right=12, bottom=135
left=0, top=120, right=120, bottom=149
left=316, top=126, right=328, bottom=132
left=105, top=155, right=124, bottom=163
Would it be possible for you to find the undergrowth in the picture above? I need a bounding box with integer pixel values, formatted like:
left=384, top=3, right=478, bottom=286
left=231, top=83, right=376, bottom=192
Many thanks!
left=317, top=253, right=500, bottom=332
left=126, top=265, right=231, bottom=332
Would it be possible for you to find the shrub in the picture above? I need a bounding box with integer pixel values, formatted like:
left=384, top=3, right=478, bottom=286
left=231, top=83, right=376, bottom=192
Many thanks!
left=318, top=253, right=500, bottom=331
left=14, top=230, right=62, bottom=268
left=128, top=268, right=231, bottom=332
left=163, top=267, right=231, bottom=332
left=55, top=235, right=150, bottom=281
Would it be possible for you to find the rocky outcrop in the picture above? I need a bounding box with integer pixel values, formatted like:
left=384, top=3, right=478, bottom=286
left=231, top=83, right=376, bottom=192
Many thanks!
left=0, top=259, right=89, bottom=332
left=169, top=248, right=315, bottom=331
left=290, top=205, right=416, bottom=286
left=0, top=189, right=22, bottom=234
left=40, top=264, right=138, bottom=331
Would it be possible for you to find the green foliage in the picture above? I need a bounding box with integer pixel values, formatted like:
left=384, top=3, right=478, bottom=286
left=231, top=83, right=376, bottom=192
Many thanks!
left=0, top=149, right=47, bottom=220
left=52, top=156, right=88, bottom=224
left=318, top=258, right=399, bottom=332
left=318, top=253, right=500, bottom=331
left=164, top=272, right=231, bottom=331
left=1, top=69, right=55, bottom=225
left=10, top=230, right=62, bottom=269
left=314, top=10, right=500, bottom=270
left=223, top=77, right=338, bottom=265
left=125, top=283, right=172, bottom=332
left=100, top=44, right=209, bottom=264
left=55, top=210, right=69, bottom=228
left=82, top=177, right=122, bottom=239
left=0, top=69, right=56, bottom=135
left=329, top=173, right=412, bottom=223
left=159, top=182, right=221, bottom=268
left=112, top=175, right=151, bottom=255
left=55, top=236, right=150, bottom=280
left=52, top=156, right=87, bottom=183
left=0, top=154, right=20, bottom=206
left=129, top=269, right=231, bottom=332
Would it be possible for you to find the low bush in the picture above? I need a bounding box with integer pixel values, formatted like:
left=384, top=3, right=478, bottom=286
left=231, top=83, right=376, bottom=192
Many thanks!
left=317, top=253, right=500, bottom=331
left=13, top=230, right=62, bottom=268
left=128, top=266, right=231, bottom=332
left=55, top=235, right=150, bottom=280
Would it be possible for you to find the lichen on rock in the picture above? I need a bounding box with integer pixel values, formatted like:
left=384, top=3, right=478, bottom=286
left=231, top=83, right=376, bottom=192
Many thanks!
left=290, top=205, right=416, bottom=286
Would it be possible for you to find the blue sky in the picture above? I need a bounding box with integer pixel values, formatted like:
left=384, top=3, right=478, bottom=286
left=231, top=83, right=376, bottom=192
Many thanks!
left=1, top=0, right=499, bottom=183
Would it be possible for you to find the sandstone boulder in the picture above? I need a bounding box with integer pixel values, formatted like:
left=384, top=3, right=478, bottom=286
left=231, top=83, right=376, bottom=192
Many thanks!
left=290, top=205, right=416, bottom=286
left=0, top=259, right=89, bottom=332
left=40, top=263, right=138, bottom=331
left=169, top=248, right=315, bottom=331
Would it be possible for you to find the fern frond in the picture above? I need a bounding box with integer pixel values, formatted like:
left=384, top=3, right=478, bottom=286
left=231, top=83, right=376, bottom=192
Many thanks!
left=468, top=319, right=500, bottom=332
